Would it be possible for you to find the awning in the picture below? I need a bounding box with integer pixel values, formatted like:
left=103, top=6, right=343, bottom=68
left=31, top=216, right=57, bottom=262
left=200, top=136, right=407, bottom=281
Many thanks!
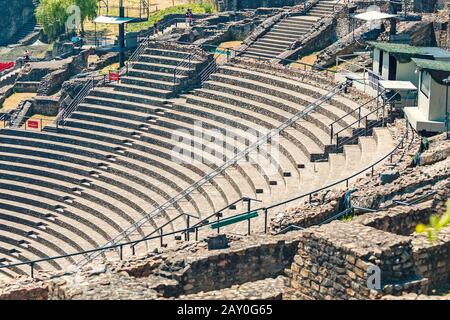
left=354, top=11, right=397, bottom=21
left=379, top=80, right=417, bottom=91
left=93, top=16, right=134, bottom=25
left=412, top=58, right=450, bottom=73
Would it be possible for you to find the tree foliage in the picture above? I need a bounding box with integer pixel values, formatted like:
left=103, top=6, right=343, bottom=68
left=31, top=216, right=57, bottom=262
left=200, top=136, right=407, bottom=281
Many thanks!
left=36, top=0, right=97, bottom=39
left=416, top=200, right=450, bottom=242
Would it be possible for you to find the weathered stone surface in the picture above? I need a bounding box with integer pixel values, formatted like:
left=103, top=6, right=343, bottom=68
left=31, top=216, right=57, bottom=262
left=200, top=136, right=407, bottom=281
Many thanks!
left=288, top=221, right=429, bottom=300
left=177, top=276, right=288, bottom=300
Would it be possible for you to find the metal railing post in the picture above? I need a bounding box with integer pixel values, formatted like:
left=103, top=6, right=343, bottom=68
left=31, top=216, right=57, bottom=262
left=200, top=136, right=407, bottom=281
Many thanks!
left=119, top=245, right=123, bottom=260
left=30, top=262, right=34, bottom=278
left=247, top=200, right=252, bottom=236
left=185, top=215, right=190, bottom=241
left=160, top=227, right=164, bottom=247
left=264, top=208, right=268, bottom=234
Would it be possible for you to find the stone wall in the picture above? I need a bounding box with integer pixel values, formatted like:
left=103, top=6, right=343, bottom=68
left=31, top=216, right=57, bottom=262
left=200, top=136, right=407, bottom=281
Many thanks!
left=216, top=0, right=305, bottom=12
left=414, top=0, right=438, bottom=13
left=0, top=0, right=36, bottom=46
left=412, top=227, right=450, bottom=289
left=289, top=221, right=428, bottom=300
left=177, top=276, right=288, bottom=300
left=32, top=96, right=60, bottom=116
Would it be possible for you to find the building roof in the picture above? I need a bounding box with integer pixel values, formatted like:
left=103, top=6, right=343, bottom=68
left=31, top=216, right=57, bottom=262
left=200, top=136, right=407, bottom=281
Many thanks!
left=412, top=58, right=450, bottom=72
left=368, top=42, right=425, bottom=55
left=368, top=42, right=450, bottom=60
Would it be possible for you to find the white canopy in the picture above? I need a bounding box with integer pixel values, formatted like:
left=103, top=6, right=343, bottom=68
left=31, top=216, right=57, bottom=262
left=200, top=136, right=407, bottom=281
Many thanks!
left=354, top=11, right=397, bottom=22
left=93, top=16, right=134, bottom=25
left=379, top=80, right=417, bottom=91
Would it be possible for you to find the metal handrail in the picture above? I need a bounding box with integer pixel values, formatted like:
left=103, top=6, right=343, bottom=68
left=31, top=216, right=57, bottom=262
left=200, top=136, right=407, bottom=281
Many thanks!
left=55, top=78, right=94, bottom=126
left=335, top=92, right=398, bottom=137
left=74, top=80, right=350, bottom=267
left=130, top=196, right=258, bottom=252
left=0, top=121, right=412, bottom=278
left=173, top=46, right=205, bottom=83
left=329, top=90, right=386, bottom=143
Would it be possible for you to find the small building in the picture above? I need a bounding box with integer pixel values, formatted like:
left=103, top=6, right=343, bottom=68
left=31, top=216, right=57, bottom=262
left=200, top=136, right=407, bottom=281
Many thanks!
left=404, top=58, right=450, bottom=133
left=369, top=42, right=450, bottom=88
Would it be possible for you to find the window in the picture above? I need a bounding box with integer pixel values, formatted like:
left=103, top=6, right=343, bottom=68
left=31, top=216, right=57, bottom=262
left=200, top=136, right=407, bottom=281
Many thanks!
left=420, top=70, right=431, bottom=98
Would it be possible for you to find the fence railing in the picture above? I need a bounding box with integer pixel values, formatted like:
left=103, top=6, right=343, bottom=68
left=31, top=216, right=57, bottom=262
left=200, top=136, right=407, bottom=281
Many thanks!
left=0, top=121, right=413, bottom=279
left=333, top=91, right=400, bottom=151
left=173, top=45, right=206, bottom=83
left=329, top=90, right=386, bottom=144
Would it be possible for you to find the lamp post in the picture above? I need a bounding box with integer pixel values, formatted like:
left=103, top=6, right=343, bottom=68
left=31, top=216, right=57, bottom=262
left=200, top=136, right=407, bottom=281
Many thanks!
left=443, top=76, right=450, bottom=139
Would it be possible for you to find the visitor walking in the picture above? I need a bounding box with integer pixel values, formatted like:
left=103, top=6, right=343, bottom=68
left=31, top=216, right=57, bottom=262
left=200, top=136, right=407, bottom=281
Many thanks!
left=186, top=8, right=194, bottom=27
left=23, top=50, right=31, bottom=63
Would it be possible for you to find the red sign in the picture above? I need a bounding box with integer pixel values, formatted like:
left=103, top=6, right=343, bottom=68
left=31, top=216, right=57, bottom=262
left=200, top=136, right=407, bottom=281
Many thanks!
left=27, top=120, right=39, bottom=129
left=109, top=72, right=120, bottom=82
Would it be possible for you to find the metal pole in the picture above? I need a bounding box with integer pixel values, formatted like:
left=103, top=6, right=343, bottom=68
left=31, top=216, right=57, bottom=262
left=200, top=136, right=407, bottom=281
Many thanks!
left=264, top=208, right=268, bottom=234
left=186, top=215, right=190, bottom=241
left=446, top=81, right=449, bottom=139
left=119, top=0, right=126, bottom=68
left=247, top=200, right=251, bottom=236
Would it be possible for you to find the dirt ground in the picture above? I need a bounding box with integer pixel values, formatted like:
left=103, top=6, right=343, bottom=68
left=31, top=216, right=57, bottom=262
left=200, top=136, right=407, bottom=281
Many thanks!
left=1, top=93, right=37, bottom=111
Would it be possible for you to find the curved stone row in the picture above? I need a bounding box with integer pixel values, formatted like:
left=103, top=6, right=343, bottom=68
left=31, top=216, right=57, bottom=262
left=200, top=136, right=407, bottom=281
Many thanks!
left=0, top=44, right=392, bottom=280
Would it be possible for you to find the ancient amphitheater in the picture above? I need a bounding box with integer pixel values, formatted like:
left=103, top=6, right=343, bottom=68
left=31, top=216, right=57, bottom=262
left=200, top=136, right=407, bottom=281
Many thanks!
left=0, top=0, right=449, bottom=301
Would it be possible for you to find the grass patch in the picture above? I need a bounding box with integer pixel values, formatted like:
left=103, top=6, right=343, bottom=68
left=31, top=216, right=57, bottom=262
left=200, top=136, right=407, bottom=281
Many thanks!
left=100, top=62, right=120, bottom=75
left=84, top=1, right=217, bottom=36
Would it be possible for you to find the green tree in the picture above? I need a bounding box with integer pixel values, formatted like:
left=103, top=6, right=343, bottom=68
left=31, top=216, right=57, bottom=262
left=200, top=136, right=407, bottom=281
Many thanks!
left=36, top=0, right=97, bottom=39
left=74, top=0, right=97, bottom=34
left=416, top=200, right=450, bottom=242
left=36, top=0, right=72, bottom=40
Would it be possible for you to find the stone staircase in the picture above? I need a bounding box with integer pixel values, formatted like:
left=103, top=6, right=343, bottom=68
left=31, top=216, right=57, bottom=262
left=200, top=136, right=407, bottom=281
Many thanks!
left=0, top=47, right=395, bottom=280
left=240, top=1, right=343, bottom=60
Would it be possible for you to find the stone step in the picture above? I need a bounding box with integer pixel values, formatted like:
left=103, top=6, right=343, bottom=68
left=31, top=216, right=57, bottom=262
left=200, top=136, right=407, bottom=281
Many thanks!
left=120, top=76, right=178, bottom=93
left=147, top=107, right=300, bottom=188
left=78, top=101, right=155, bottom=121
left=138, top=54, right=204, bottom=67
left=0, top=186, right=114, bottom=246
left=91, top=86, right=166, bottom=106
left=218, top=65, right=365, bottom=115
left=193, top=85, right=333, bottom=154
left=131, top=61, right=192, bottom=75
left=127, top=67, right=188, bottom=83
left=183, top=92, right=325, bottom=161
left=144, top=47, right=196, bottom=59
left=207, top=73, right=359, bottom=136
left=0, top=167, right=144, bottom=229
left=111, top=82, right=174, bottom=98
left=0, top=195, right=102, bottom=254
left=1, top=129, right=201, bottom=217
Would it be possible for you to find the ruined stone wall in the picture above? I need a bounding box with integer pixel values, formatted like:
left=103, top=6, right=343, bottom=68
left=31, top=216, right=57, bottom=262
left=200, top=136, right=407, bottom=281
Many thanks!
left=414, top=0, right=438, bottom=13
left=0, top=0, right=36, bottom=46
left=412, top=227, right=450, bottom=289
left=216, top=0, right=305, bottom=12
left=289, top=222, right=428, bottom=300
